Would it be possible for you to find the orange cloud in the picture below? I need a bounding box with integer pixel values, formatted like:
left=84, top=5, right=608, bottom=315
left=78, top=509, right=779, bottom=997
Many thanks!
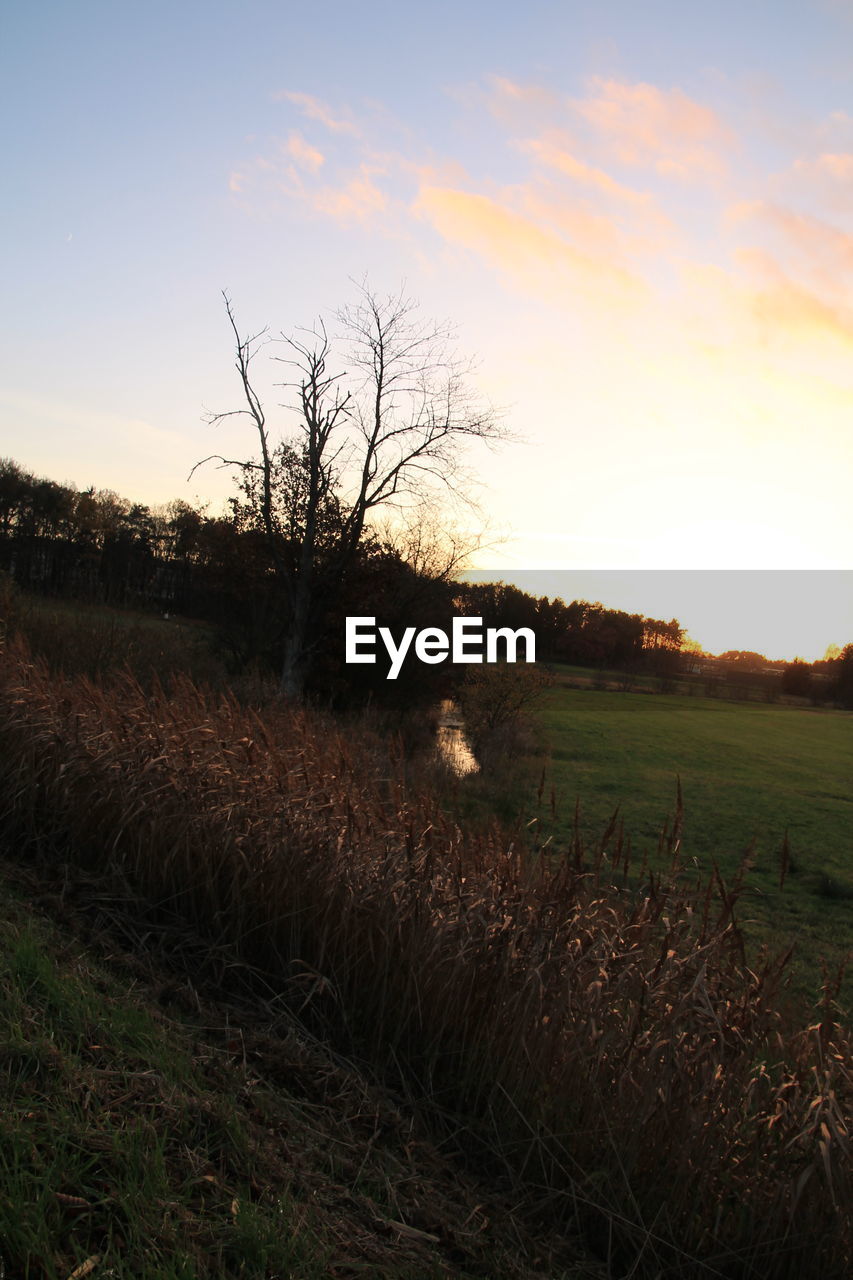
left=768, top=205, right=853, bottom=274
left=777, top=145, right=853, bottom=213
left=413, top=184, right=643, bottom=303
left=313, top=165, right=387, bottom=223
left=520, top=137, right=651, bottom=204
left=789, top=151, right=853, bottom=201
left=518, top=190, right=635, bottom=259
left=575, top=78, right=731, bottom=177
left=274, top=90, right=360, bottom=135
left=285, top=131, right=324, bottom=173
left=736, top=247, right=853, bottom=348
left=815, top=152, right=853, bottom=181
left=730, top=201, right=853, bottom=294
left=755, top=281, right=853, bottom=347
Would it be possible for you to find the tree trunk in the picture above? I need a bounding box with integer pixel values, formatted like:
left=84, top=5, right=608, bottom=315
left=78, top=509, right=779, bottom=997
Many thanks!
left=279, top=577, right=311, bottom=700
left=280, top=633, right=305, bottom=700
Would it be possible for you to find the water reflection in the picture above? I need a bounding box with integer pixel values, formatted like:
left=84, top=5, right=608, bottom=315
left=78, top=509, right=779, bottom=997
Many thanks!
left=435, top=699, right=479, bottom=775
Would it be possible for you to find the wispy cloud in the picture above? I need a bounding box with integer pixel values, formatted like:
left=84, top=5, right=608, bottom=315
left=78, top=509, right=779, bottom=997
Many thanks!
left=285, top=131, right=324, bottom=173
left=231, top=91, right=392, bottom=221
left=574, top=77, right=732, bottom=179
left=787, top=149, right=853, bottom=210
left=730, top=199, right=853, bottom=302
left=313, top=164, right=388, bottom=223
left=414, top=184, right=644, bottom=304
left=520, top=137, right=652, bottom=204
left=735, top=246, right=853, bottom=349
left=273, top=90, right=360, bottom=135
left=480, top=75, right=563, bottom=124
left=814, top=151, right=853, bottom=180
left=239, top=71, right=853, bottom=388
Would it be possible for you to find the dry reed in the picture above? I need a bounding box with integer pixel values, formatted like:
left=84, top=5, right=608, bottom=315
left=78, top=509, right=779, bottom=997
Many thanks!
left=0, top=637, right=850, bottom=1278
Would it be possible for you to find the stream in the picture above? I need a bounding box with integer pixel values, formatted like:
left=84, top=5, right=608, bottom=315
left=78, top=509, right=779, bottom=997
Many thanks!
left=435, top=699, right=479, bottom=775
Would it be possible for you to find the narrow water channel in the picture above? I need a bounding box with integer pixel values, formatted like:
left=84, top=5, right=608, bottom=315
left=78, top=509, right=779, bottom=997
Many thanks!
left=435, top=699, right=479, bottom=775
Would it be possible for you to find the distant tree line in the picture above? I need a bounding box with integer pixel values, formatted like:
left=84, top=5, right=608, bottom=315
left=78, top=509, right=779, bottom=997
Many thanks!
left=0, top=457, right=454, bottom=706
left=20, top=455, right=842, bottom=705
left=778, top=650, right=853, bottom=708
left=706, top=647, right=853, bottom=709
left=452, top=580, right=684, bottom=672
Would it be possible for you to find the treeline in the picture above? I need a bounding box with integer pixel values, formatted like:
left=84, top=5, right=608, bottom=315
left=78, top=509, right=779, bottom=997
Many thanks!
left=456, top=580, right=684, bottom=669
left=0, top=457, right=213, bottom=610
left=1, top=456, right=688, bottom=700
left=710, top=648, right=853, bottom=709
left=0, top=458, right=448, bottom=704
left=778, top=652, right=853, bottom=708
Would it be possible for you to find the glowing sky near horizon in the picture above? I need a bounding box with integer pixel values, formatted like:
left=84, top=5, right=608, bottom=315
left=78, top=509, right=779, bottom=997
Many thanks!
left=2, top=1, right=853, bottom=659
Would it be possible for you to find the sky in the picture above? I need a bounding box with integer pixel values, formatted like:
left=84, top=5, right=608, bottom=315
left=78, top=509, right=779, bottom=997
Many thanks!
left=3, top=0, right=853, bottom=658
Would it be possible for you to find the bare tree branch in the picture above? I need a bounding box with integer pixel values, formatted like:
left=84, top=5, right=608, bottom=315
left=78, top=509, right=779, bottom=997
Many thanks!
left=195, top=282, right=509, bottom=697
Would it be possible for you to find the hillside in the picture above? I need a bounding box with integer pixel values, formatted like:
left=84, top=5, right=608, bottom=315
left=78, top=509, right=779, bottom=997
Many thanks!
left=0, top=854, right=600, bottom=1279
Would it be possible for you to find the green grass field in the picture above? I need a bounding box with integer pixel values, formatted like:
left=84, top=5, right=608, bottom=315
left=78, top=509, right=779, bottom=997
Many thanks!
left=533, top=679, right=853, bottom=1008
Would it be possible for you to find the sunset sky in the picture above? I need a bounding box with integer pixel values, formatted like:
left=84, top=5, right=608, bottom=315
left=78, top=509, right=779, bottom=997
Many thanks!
left=3, top=1, right=853, bottom=658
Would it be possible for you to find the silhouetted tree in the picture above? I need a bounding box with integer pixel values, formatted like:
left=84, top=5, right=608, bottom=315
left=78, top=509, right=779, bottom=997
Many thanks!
left=198, top=285, right=505, bottom=698
left=781, top=658, right=813, bottom=698
left=833, top=644, right=853, bottom=709
left=718, top=650, right=768, bottom=670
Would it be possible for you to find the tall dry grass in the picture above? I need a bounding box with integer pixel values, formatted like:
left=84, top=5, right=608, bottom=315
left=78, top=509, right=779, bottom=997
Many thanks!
left=0, top=637, right=850, bottom=1278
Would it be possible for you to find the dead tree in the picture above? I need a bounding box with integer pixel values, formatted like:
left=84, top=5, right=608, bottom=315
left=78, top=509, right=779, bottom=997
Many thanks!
left=196, top=283, right=506, bottom=698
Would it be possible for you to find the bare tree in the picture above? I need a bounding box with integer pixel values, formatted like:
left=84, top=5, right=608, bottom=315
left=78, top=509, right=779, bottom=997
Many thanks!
left=196, top=283, right=507, bottom=698
left=372, top=500, right=499, bottom=585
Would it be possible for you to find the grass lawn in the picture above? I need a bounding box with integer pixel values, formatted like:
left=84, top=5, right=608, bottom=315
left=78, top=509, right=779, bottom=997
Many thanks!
left=533, top=683, right=853, bottom=1009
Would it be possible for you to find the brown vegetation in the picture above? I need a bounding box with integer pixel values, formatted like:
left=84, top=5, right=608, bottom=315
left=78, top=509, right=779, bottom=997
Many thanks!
left=0, top=638, right=851, bottom=1278
left=0, top=855, right=601, bottom=1279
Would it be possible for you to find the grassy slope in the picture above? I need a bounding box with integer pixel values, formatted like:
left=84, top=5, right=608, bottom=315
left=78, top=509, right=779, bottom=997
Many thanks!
left=6, top=592, right=228, bottom=689
left=3, top=596, right=852, bottom=1278
left=535, top=683, right=853, bottom=1005
left=0, top=855, right=600, bottom=1280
